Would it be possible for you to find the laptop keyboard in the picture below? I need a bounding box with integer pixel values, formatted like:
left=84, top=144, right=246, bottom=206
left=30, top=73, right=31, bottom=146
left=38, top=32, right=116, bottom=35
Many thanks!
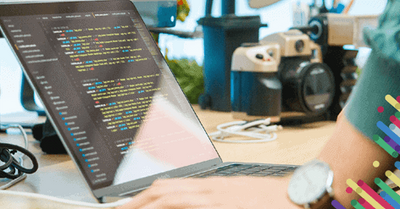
left=191, top=164, right=298, bottom=178
left=122, top=164, right=298, bottom=198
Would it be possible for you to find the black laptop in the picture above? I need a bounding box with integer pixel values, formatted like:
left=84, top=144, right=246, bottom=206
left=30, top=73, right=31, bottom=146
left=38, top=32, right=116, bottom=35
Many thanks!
left=0, top=0, right=297, bottom=202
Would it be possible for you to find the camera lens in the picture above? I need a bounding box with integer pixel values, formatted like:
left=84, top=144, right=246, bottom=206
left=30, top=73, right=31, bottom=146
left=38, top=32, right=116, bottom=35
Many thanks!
left=303, top=66, right=334, bottom=112
left=279, top=59, right=335, bottom=115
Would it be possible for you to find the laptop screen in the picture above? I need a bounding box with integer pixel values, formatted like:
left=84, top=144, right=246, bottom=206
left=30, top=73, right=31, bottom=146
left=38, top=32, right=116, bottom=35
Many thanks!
left=0, top=0, right=219, bottom=193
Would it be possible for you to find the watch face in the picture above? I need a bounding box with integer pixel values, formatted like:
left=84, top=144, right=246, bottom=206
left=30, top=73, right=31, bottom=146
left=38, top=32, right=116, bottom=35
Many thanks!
left=288, top=159, right=333, bottom=205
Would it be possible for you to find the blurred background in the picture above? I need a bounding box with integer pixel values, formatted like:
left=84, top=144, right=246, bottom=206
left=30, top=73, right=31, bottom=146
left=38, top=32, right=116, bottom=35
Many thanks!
left=0, top=0, right=388, bottom=116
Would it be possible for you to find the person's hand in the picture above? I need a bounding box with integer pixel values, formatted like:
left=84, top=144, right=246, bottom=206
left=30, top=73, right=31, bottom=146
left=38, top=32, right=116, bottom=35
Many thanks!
left=117, top=176, right=302, bottom=209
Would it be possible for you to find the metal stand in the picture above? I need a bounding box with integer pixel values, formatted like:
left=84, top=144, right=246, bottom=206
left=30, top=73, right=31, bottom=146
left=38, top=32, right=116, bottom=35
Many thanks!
left=20, top=74, right=46, bottom=116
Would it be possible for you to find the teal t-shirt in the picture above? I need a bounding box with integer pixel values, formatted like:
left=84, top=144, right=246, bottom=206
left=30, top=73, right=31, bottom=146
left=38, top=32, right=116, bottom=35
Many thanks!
left=345, top=0, right=400, bottom=140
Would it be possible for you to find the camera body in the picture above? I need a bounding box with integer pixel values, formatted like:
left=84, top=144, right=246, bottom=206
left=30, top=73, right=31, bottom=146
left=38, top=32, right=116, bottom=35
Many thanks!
left=231, top=29, right=336, bottom=122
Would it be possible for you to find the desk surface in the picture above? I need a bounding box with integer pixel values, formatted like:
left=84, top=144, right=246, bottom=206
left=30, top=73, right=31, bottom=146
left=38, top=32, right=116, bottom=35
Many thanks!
left=0, top=106, right=336, bottom=208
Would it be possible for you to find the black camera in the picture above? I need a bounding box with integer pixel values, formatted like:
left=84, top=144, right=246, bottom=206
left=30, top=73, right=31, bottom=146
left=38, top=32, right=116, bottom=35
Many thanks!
left=231, top=30, right=336, bottom=122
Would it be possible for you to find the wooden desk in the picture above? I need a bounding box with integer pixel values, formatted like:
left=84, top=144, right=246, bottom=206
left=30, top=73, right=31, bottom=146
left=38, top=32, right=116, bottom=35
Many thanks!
left=0, top=106, right=336, bottom=208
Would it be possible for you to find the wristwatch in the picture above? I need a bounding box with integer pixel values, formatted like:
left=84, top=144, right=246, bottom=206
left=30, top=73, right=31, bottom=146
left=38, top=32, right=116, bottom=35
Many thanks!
left=287, top=159, right=334, bottom=209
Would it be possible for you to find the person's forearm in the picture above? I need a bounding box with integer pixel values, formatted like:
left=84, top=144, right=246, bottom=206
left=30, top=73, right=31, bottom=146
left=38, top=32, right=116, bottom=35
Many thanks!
left=318, top=112, right=397, bottom=207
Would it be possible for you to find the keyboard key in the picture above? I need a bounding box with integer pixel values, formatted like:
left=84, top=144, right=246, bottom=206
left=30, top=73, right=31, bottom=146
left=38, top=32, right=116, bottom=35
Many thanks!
left=190, top=164, right=297, bottom=178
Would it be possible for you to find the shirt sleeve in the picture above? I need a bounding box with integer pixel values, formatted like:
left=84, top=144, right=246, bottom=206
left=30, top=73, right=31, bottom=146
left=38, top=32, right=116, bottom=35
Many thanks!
left=344, top=0, right=400, bottom=140
left=363, top=0, right=400, bottom=64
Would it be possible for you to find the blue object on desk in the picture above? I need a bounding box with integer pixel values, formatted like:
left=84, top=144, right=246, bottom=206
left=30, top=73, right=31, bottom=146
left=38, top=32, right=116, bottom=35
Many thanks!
left=231, top=71, right=281, bottom=118
left=198, top=0, right=268, bottom=112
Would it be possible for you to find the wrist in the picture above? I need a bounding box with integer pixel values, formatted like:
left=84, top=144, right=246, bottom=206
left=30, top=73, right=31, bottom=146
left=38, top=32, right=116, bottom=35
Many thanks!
left=287, top=159, right=334, bottom=209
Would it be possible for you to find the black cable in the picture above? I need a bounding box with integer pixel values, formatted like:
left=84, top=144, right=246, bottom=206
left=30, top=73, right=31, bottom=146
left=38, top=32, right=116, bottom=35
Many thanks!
left=0, top=143, right=38, bottom=179
left=0, top=149, right=13, bottom=170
